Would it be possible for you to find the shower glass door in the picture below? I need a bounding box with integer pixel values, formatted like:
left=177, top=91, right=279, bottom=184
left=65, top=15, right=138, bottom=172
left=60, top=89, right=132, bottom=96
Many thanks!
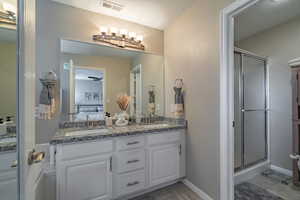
left=234, top=52, right=268, bottom=171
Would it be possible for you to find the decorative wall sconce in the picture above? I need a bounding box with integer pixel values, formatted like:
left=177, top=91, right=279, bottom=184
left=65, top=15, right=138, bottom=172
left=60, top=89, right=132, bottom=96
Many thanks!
left=93, top=26, right=145, bottom=51
left=0, top=2, right=17, bottom=26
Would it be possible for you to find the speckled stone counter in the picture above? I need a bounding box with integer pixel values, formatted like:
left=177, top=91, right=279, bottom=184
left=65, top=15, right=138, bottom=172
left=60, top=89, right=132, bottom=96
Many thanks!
left=0, top=132, right=17, bottom=153
left=50, top=120, right=187, bottom=145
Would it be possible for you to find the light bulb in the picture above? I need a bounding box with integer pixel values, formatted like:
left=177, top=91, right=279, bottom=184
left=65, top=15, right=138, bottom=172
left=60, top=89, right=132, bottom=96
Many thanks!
left=120, top=29, right=128, bottom=36
left=129, top=32, right=136, bottom=39
left=100, top=26, right=108, bottom=34
left=136, top=35, right=143, bottom=42
left=110, top=27, right=118, bottom=35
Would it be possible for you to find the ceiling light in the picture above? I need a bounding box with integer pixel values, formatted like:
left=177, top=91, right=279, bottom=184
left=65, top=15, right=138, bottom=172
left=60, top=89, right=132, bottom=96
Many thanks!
left=93, top=28, right=145, bottom=50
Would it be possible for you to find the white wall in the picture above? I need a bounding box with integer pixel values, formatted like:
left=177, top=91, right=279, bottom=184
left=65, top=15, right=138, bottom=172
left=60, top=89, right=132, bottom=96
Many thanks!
left=237, top=15, right=300, bottom=171
left=164, top=0, right=234, bottom=199
left=0, top=42, right=16, bottom=118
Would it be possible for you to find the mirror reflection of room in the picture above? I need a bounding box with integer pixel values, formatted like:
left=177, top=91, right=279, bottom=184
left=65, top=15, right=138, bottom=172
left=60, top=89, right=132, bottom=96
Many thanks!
left=60, top=40, right=164, bottom=122
left=0, top=0, right=18, bottom=199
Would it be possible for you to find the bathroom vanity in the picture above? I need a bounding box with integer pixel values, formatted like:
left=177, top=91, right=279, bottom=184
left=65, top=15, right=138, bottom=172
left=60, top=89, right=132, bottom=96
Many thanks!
left=50, top=122, right=186, bottom=200
left=44, top=37, right=186, bottom=200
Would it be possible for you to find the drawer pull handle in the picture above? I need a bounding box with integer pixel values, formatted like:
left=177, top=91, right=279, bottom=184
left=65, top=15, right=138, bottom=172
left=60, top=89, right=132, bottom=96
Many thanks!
left=127, top=159, right=139, bottom=164
left=127, top=141, right=139, bottom=145
left=127, top=181, right=139, bottom=187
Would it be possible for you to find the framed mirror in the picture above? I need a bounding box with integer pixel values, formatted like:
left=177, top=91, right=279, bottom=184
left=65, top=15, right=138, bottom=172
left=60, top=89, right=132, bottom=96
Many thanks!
left=60, top=40, right=165, bottom=121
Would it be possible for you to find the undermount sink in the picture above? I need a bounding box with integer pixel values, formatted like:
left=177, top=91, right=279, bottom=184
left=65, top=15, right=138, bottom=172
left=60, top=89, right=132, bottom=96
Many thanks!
left=140, top=124, right=170, bottom=129
left=65, top=128, right=110, bottom=137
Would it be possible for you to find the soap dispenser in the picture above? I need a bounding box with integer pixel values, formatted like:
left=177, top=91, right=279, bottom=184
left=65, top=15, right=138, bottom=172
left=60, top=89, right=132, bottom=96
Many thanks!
left=105, top=112, right=113, bottom=127
left=0, top=118, right=7, bottom=136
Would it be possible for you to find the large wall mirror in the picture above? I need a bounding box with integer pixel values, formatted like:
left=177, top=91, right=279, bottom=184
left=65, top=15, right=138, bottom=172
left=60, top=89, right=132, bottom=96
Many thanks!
left=60, top=40, right=165, bottom=121
left=0, top=0, right=18, bottom=199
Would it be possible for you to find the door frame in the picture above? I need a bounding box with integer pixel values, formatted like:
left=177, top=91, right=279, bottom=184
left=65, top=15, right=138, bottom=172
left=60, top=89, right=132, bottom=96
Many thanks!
left=219, top=0, right=262, bottom=199
left=130, top=64, right=143, bottom=117
left=18, top=0, right=41, bottom=199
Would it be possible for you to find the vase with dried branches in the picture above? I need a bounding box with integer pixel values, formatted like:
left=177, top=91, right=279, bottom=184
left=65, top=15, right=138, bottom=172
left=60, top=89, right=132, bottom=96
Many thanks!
left=115, top=94, right=131, bottom=126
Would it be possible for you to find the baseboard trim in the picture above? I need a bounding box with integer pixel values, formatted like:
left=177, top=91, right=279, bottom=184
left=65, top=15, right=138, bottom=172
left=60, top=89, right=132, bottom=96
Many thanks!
left=182, top=179, right=214, bottom=200
left=234, top=161, right=269, bottom=185
left=270, top=165, right=293, bottom=177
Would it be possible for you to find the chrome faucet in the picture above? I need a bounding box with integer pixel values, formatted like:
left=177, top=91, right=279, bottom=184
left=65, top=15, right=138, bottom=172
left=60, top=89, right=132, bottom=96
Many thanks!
left=86, top=114, right=93, bottom=129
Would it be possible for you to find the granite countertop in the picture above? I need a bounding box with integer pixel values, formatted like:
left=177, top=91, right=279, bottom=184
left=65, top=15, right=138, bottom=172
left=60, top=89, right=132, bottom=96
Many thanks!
left=0, top=133, right=17, bottom=153
left=51, top=121, right=187, bottom=145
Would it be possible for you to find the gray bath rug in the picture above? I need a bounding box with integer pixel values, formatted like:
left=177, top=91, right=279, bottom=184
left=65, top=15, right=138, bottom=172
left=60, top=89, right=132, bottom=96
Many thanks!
left=235, top=182, right=284, bottom=200
left=262, top=169, right=292, bottom=185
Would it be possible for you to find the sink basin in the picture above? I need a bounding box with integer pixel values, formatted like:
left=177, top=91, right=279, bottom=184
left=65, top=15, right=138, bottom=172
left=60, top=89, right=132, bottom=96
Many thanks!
left=140, top=124, right=169, bottom=129
left=65, top=129, right=110, bottom=137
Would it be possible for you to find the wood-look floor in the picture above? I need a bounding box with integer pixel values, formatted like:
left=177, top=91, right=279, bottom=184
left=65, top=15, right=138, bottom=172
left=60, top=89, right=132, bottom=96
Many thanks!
left=246, top=174, right=300, bottom=200
left=130, top=182, right=203, bottom=200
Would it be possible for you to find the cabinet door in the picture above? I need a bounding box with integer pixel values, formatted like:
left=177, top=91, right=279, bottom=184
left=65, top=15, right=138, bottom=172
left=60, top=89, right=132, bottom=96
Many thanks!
left=58, top=155, right=112, bottom=200
left=148, top=144, right=180, bottom=186
left=0, top=171, right=17, bottom=200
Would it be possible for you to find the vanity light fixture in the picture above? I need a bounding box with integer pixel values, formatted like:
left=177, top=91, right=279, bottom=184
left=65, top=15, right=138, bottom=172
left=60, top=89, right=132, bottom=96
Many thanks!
left=0, top=2, right=16, bottom=26
left=93, top=26, right=145, bottom=51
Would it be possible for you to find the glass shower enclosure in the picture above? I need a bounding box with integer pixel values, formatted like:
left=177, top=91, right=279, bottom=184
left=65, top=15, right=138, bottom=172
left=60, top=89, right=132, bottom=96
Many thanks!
left=234, top=50, right=268, bottom=172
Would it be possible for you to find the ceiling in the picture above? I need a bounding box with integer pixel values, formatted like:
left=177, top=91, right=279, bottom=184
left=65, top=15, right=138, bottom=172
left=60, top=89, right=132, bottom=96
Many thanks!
left=235, top=0, right=300, bottom=41
left=52, top=0, right=195, bottom=30
left=61, top=39, right=144, bottom=58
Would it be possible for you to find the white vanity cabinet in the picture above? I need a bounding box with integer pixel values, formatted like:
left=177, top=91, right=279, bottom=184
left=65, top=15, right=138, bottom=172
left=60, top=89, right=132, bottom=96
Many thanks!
left=147, top=131, right=182, bottom=187
left=56, top=140, right=113, bottom=200
left=55, top=130, right=186, bottom=200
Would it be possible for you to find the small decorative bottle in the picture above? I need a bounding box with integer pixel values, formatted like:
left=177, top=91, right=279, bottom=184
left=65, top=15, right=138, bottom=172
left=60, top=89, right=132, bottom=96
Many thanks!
left=173, top=79, right=184, bottom=118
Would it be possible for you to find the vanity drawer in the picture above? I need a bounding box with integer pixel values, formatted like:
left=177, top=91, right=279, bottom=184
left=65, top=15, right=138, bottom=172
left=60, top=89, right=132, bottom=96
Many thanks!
left=58, top=140, right=113, bottom=160
left=116, top=136, right=145, bottom=151
left=115, top=170, right=145, bottom=197
left=115, top=149, right=145, bottom=173
left=147, top=131, right=181, bottom=146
